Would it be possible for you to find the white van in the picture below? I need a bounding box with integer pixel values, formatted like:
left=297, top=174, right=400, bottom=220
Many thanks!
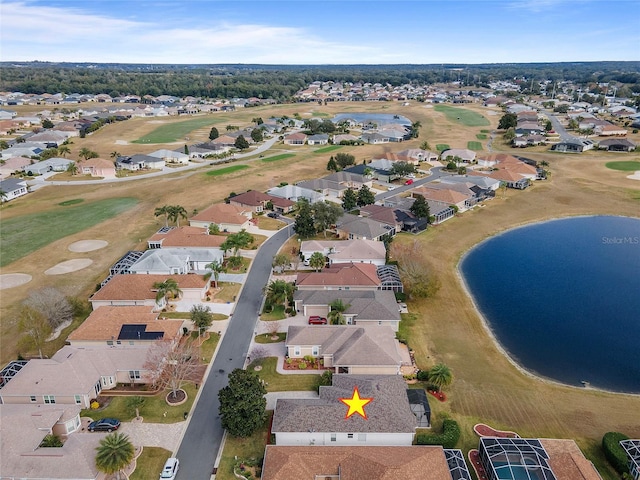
left=160, top=458, right=179, bottom=480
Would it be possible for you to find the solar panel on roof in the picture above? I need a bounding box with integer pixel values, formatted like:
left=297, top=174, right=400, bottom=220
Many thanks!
left=118, top=324, right=164, bottom=340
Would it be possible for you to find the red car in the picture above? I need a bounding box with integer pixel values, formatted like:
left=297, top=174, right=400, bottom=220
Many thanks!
left=308, top=316, right=327, bottom=325
left=405, top=179, right=414, bottom=185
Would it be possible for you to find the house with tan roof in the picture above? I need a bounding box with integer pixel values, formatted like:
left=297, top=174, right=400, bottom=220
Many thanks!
left=441, top=148, right=476, bottom=163
left=0, top=345, right=152, bottom=408
left=229, top=189, right=294, bottom=213
left=595, top=124, right=628, bottom=136
left=272, top=375, right=418, bottom=446
left=286, top=325, right=403, bottom=374
left=189, top=203, right=252, bottom=232
left=283, top=132, right=307, bottom=145
left=411, top=185, right=472, bottom=212
left=77, top=157, right=116, bottom=178
left=296, top=263, right=382, bottom=291
left=335, top=213, right=397, bottom=241
left=482, top=169, right=530, bottom=189
left=90, top=274, right=209, bottom=310
left=300, top=238, right=386, bottom=266
left=147, top=226, right=227, bottom=249
left=67, top=306, right=184, bottom=347
left=0, top=156, right=32, bottom=180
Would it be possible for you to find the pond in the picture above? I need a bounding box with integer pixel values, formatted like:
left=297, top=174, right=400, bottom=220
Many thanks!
left=332, top=112, right=411, bottom=126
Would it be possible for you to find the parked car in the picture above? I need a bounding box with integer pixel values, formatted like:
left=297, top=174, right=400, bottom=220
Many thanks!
left=308, top=315, right=327, bottom=325
left=88, top=418, right=121, bottom=432
left=160, top=458, right=180, bottom=480
left=267, top=212, right=279, bottom=218
left=405, top=179, right=414, bottom=185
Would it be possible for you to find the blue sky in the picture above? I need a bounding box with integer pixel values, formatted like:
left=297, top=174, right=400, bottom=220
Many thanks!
left=1, top=0, right=638, bottom=64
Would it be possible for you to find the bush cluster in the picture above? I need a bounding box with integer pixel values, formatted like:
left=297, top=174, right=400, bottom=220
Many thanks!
left=602, top=431, right=630, bottom=475
left=416, top=419, right=461, bottom=449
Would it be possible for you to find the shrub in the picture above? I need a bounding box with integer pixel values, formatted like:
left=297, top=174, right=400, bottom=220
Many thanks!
left=303, top=355, right=315, bottom=363
left=417, top=370, right=430, bottom=381
left=602, top=431, right=630, bottom=475
left=285, top=307, right=294, bottom=315
left=40, top=434, right=63, bottom=447
left=90, top=401, right=100, bottom=409
left=298, top=362, right=307, bottom=370
left=416, top=419, right=461, bottom=449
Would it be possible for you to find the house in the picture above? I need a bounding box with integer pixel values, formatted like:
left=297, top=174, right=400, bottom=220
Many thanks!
left=229, top=190, right=277, bottom=213
left=333, top=133, right=360, bottom=144
left=128, top=247, right=223, bottom=274
left=440, top=174, right=501, bottom=192
left=307, top=133, right=329, bottom=145
left=0, top=177, right=28, bottom=202
left=483, top=169, right=530, bottom=189
left=148, top=149, right=189, bottom=164
left=361, top=132, right=390, bottom=144
left=300, top=239, right=386, bottom=266
left=440, top=148, right=476, bottom=163
left=0, top=404, right=103, bottom=480
left=323, top=171, right=373, bottom=189
left=189, top=203, right=252, bottom=232
left=293, top=289, right=402, bottom=330
left=116, top=154, right=149, bottom=171
left=296, top=178, right=347, bottom=199
left=283, top=132, right=307, bottom=145
left=336, top=213, right=396, bottom=241
left=261, top=445, right=470, bottom=480
left=272, top=375, right=418, bottom=446
left=22, top=157, right=73, bottom=175
left=359, top=204, right=412, bottom=233
left=395, top=148, right=439, bottom=164
left=411, top=185, right=473, bottom=212
left=77, top=157, right=116, bottom=178
left=147, top=226, right=227, bottom=249
left=90, top=274, right=209, bottom=310
left=66, top=306, right=184, bottom=347
left=478, top=437, right=601, bottom=480
left=285, top=325, right=403, bottom=374
left=550, top=140, right=594, bottom=153
left=0, top=345, right=152, bottom=407
left=0, top=156, right=32, bottom=179
left=595, top=124, right=628, bottom=136
left=598, top=138, right=636, bottom=152
left=267, top=184, right=324, bottom=204
left=620, top=439, right=640, bottom=480
left=296, top=263, right=403, bottom=293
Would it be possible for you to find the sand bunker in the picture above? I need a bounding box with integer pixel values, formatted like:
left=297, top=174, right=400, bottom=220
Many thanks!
left=68, top=239, right=108, bottom=252
left=0, top=273, right=32, bottom=290
left=115, top=140, right=129, bottom=145
left=626, top=171, right=640, bottom=181
left=45, top=259, right=93, bottom=275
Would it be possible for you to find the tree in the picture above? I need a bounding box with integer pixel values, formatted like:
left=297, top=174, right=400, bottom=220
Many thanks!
left=58, top=145, right=71, bottom=157
left=335, top=153, right=355, bottom=169
left=191, top=304, right=213, bottom=334
left=293, top=200, right=315, bottom=239
left=0, top=140, right=9, bottom=150
left=410, top=194, right=430, bottom=219
left=410, top=120, right=422, bottom=138
left=419, top=140, right=432, bottom=150
left=220, top=229, right=254, bottom=256
left=498, top=113, right=517, bottom=130
left=328, top=299, right=349, bottom=325
left=125, top=396, right=145, bottom=419
left=110, top=151, right=121, bottom=159
left=312, top=201, right=343, bottom=237
left=250, top=128, right=263, bottom=143
left=265, top=279, right=294, bottom=307
left=252, top=117, right=264, bottom=125
left=204, top=259, right=225, bottom=287
left=17, top=306, right=51, bottom=359
left=544, top=119, right=553, bottom=132
left=24, top=287, right=73, bottom=330
left=356, top=185, right=375, bottom=207
left=209, top=126, right=219, bottom=140
left=218, top=368, right=266, bottom=437
left=503, top=127, right=516, bottom=142
left=234, top=135, right=249, bottom=150
left=167, top=205, right=188, bottom=227
left=78, top=147, right=98, bottom=160
left=144, top=337, right=199, bottom=400
left=154, top=205, right=171, bottom=227
left=308, top=251, right=326, bottom=272
left=326, top=156, right=338, bottom=172
left=208, top=223, right=220, bottom=235
left=66, top=161, right=78, bottom=175
left=427, top=363, right=453, bottom=392
left=390, top=161, right=416, bottom=177
left=95, top=432, right=135, bottom=480
left=341, top=188, right=357, bottom=211
left=152, top=278, right=182, bottom=307
left=184, top=144, right=189, bottom=155
left=392, top=240, right=440, bottom=299
left=42, top=118, right=54, bottom=129
left=272, top=252, right=292, bottom=274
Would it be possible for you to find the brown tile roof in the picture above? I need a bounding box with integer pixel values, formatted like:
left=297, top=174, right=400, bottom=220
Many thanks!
left=486, top=169, right=526, bottom=182
left=296, top=263, right=381, bottom=288
left=262, top=445, right=452, bottom=480
left=540, top=439, right=602, bottom=480
left=359, top=204, right=401, bottom=226
left=190, top=203, right=251, bottom=225
left=67, top=306, right=183, bottom=342
left=148, top=226, right=226, bottom=248
left=269, top=196, right=295, bottom=208
left=229, top=190, right=271, bottom=207
left=78, top=157, right=114, bottom=169
left=91, top=274, right=207, bottom=301
left=412, top=185, right=470, bottom=204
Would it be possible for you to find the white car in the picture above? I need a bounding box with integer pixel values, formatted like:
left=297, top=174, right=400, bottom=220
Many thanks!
left=160, top=458, right=179, bottom=480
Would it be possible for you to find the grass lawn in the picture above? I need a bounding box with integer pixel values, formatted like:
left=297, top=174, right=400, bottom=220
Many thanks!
left=436, top=144, right=450, bottom=152
left=216, top=412, right=272, bottom=480
left=130, top=447, right=172, bottom=480
left=162, top=311, right=228, bottom=321
left=314, top=145, right=342, bottom=153
left=0, top=197, right=138, bottom=267
left=434, top=105, right=491, bottom=127
left=476, top=133, right=488, bottom=140
left=132, top=117, right=220, bottom=143
left=205, top=164, right=250, bottom=176
left=261, top=304, right=286, bottom=321
left=467, top=141, right=483, bottom=151
left=480, top=129, right=491, bottom=133
left=605, top=161, right=640, bottom=171
left=213, top=282, right=242, bottom=303
left=250, top=357, right=320, bottom=392
left=254, top=332, right=286, bottom=344
left=195, top=331, right=221, bottom=363
left=261, top=153, right=295, bottom=162
left=81, top=384, right=198, bottom=423
left=58, top=198, right=84, bottom=206
left=253, top=215, right=285, bottom=230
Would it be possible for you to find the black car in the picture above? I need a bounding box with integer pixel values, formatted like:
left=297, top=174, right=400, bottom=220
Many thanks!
left=267, top=212, right=279, bottom=218
left=88, top=418, right=121, bottom=432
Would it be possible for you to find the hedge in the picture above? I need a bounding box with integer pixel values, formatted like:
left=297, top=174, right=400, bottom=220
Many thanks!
left=416, top=419, right=461, bottom=449
left=602, top=431, right=630, bottom=475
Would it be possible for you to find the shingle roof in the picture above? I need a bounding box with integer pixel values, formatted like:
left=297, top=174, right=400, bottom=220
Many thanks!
left=91, top=274, right=207, bottom=301
left=296, top=263, right=381, bottom=288
left=539, top=439, right=602, bottom=480
left=229, top=190, right=272, bottom=206
left=148, top=227, right=227, bottom=248
left=190, top=203, right=251, bottom=225
left=294, top=289, right=400, bottom=321
left=300, top=239, right=386, bottom=262
left=336, top=213, right=392, bottom=240
left=128, top=248, right=222, bottom=273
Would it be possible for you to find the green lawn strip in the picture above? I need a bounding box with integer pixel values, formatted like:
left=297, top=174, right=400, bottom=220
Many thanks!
left=216, top=412, right=272, bottom=480
left=251, top=357, right=320, bottom=392
left=130, top=447, right=172, bottom=480
left=261, top=153, right=296, bottom=162
left=397, top=312, right=418, bottom=360
left=213, top=282, right=243, bottom=303
left=195, top=331, right=220, bottom=363
left=162, top=311, right=228, bottom=321
left=467, top=141, right=483, bottom=151
left=311, top=112, right=330, bottom=117
left=81, top=384, right=198, bottom=423
left=433, top=105, right=490, bottom=127
left=435, top=144, right=450, bottom=152
left=0, top=197, right=138, bottom=267
left=58, top=198, right=84, bottom=206
left=205, top=164, right=249, bottom=176
left=313, top=145, right=342, bottom=154
left=132, top=117, right=222, bottom=144
left=480, top=129, right=491, bottom=133
left=605, top=161, right=640, bottom=172
left=254, top=333, right=286, bottom=344
left=260, top=305, right=286, bottom=321
left=476, top=134, right=487, bottom=140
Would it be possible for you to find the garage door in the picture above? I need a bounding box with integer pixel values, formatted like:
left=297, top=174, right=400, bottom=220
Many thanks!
left=304, top=305, right=329, bottom=317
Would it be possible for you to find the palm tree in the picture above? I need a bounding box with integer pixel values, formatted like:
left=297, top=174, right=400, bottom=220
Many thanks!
left=78, top=147, right=96, bottom=160
left=95, top=432, right=135, bottom=480
left=110, top=151, right=121, bottom=159
left=66, top=162, right=78, bottom=175
left=154, top=205, right=170, bottom=227
left=265, top=280, right=294, bottom=307
left=58, top=145, right=71, bottom=157
left=153, top=278, right=183, bottom=307
left=328, top=299, right=349, bottom=325
left=168, top=205, right=188, bottom=227
left=309, top=251, right=326, bottom=272
left=427, top=363, right=453, bottom=392
left=204, top=259, right=225, bottom=288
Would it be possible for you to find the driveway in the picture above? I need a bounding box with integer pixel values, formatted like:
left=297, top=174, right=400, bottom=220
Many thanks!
left=119, top=420, right=186, bottom=453
left=374, top=166, right=448, bottom=201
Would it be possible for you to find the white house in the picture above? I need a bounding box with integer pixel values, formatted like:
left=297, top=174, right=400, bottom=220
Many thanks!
left=129, top=247, right=223, bottom=274
left=148, top=149, right=189, bottom=164
left=300, top=239, right=386, bottom=266
left=0, top=177, right=29, bottom=202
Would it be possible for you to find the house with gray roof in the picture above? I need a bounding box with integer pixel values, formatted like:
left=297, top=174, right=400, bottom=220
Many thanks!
left=0, top=177, right=28, bottom=202
left=148, top=148, right=189, bottom=164
left=336, top=213, right=396, bottom=241
left=300, top=238, right=386, bottom=266
left=296, top=178, right=347, bottom=198
left=22, top=157, right=73, bottom=175
left=117, top=153, right=165, bottom=171
left=129, top=247, right=223, bottom=274
left=286, top=325, right=403, bottom=374
left=293, top=289, right=401, bottom=331
left=267, top=184, right=324, bottom=203
left=441, top=148, right=476, bottom=163
left=307, top=133, right=329, bottom=145
left=322, top=171, right=372, bottom=189
left=272, top=375, right=418, bottom=446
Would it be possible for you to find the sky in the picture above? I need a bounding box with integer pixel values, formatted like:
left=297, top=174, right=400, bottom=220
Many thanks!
left=1, top=0, right=639, bottom=65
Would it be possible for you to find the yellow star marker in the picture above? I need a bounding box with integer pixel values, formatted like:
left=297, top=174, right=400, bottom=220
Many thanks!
left=340, top=387, right=373, bottom=419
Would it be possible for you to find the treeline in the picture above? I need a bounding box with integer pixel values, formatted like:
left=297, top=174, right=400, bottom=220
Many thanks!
left=1, top=61, right=639, bottom=99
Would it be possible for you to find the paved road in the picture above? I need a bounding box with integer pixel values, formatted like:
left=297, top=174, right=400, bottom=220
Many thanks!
left=174, top=222, right=294, bottom=480
left=374, top=166, right=448, bottom=201
left=541, top=110, right=580, bottom=143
